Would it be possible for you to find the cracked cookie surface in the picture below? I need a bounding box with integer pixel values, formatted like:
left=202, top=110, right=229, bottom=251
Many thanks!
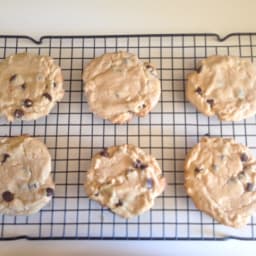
left=186, top=55, right=256, bottom=121
left=83, top=51, right=161, bottom=124
left=85, top=144, right=166, bottom=218
left=184, top=137, right=256, bottom=228
left=0, top=53, right=64, bottom=122
left=0, top=136, right=54, bottom=215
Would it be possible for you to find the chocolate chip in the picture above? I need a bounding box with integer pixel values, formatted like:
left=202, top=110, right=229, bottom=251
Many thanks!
left=240, top=153, right=249, bottom=162
left=146, top=178, right=154, bottom=189
left=100, top=148, right=109, bottom=157
left=196, top=66, right=202, bottom=73
left=142, top=104, right=146, bottom=108
left=46, top=187, right=54, bottom=197
left=146, top=63, right=153, bottom=69
left=14, top=109, right=24, bottom=119
left=195, top=87, right=202, bottom=95
left=140, top=163, right=148, bottom=170
left=133, top=159, right=148, bottom=170
left=42, top=93, right=52, bottom=101
left=53, top=82, right=57, bottom=88
left=94, top=192, right=99, bottom=197
left=246, top=182, right=254, bottom=192
left=206, top=99, right=214, bottom=108
left=24, top=99, right=33, bottom=108
left=145, top=63, right=158, bottom=77
left=134, top=159, right=141, bottom=168
left=9, top=74, right=17, bottom=82
left=195, top=167, right=204, bottom=173
left=1, top=153, right=10, bottom=164
left=115, top=200, right=123, bottom=207
left=2, top=191, right=14, bottom=202
left=21, top=83, right=26, bottom=90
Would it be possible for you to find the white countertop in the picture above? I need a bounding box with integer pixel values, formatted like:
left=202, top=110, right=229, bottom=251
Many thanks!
left=1, top=0, right=256, bottom=255
left=1, top=0, right=256, bottom=37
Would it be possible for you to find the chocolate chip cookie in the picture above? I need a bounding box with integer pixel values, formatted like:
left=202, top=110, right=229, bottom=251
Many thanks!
left=184, top=137, right=256, bottom=228
left=85, top=144, right=166, bottom=218
left=0, top=136, right=55, bottom=215
left=186, top=55, right=256, bottom=121
left=0, top=53, right=64, bottom=122
left=83, top=51, right=161, bottom=124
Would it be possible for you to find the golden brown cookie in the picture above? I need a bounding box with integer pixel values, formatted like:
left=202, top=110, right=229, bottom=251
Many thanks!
left=83, top=51, right=161, bottom=124
left=186, top=55, right=256, bottom=121
left=85, top=144, right=166, bottom=218
left=0, top=136, right=54, bottom=215
left=184, top=137, right=256, bottom=228
left=0, top=53, right=64, bottom=122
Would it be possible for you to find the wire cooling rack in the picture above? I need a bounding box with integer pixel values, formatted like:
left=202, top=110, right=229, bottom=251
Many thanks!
left=0, top=33, right=256, bottom=241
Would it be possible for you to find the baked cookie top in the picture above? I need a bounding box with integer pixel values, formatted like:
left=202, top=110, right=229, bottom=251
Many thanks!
left=85, top=144, right=166, bottom=218
left=0, top=53, right=64, bottom=122
left=0, top=136, right=54, bottom=215
left=186, top=55, right=256, bottom=121
left=83, top=51, right=161, bottom=124
left=184, top=137, right=256, bottom=228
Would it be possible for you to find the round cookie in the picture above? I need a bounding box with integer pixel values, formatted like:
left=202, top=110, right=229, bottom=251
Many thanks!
left=0, top=136, right=55, bottom=215
left=0, top=53, right=64, bottom=122
left=85, top=144, right=166, bottom=218
left=184, top=137, right=256, bottom=228
left=83, top=51, right=161, bottom=124
left=186, top=55, right=256, bottom=121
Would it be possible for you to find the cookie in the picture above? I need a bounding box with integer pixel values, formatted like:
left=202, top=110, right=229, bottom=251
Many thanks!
left=184, top=137, right=256, bottom=228
left=85, top=144, right=166, bottom=218
left=186, top=55, right=256, bottom=121
left=0, top=53, right=64, bottom=122
left=0, top=136, right=55, bottom=215
left=83, top=51, right=161, bottom=124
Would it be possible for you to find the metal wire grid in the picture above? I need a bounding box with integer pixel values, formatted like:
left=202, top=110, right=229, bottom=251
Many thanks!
left=0, top=33, right=256, bottom=240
